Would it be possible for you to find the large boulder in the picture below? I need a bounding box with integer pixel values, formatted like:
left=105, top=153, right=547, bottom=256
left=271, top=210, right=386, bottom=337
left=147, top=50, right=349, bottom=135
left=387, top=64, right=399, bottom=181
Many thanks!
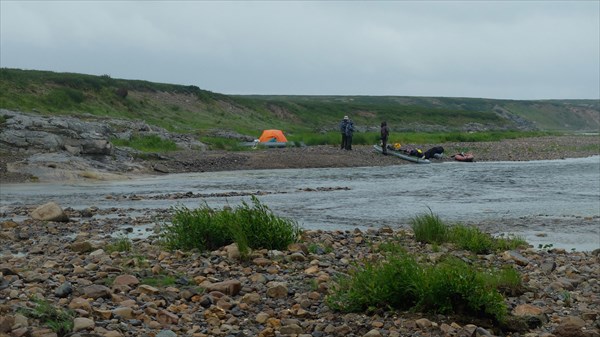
left=31, top=202, right=69, bottom=222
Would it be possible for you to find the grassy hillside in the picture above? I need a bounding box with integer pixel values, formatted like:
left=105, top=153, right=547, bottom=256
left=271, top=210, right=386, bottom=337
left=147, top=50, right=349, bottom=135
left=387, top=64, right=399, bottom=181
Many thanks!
left=1, top=68, right=598, bottom=140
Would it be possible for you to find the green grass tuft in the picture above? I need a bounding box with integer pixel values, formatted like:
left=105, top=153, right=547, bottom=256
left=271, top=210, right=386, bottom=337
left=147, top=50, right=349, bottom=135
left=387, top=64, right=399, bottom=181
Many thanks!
left=410, top=211, right=448, bottom=244
left=141, top=275, right=177, bottom=287
left=160, top=196, right=302, bottom=254
left=106, top=236, right=132, bottom=253
left=18, top=297, right=74, bottom=337
left=411, top=211, right=529, bottom=254
left=448, top=225, right=495, bottom=254
left=326, top=248, right=509, bottom=322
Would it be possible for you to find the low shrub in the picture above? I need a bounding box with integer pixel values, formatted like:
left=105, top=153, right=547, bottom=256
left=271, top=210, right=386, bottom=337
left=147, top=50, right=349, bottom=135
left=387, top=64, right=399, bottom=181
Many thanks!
left=410, top=211, right=448, bottom=244
left=160, top=196, right=301, bottom=255
left=449, top=225, right=495, bottom=254
left=494, top=234, right=529, bottom=251
left=327, top=248, right=508, bottom=323
left=141, top=275, right=177, bottom=287
left=483, top=266, right=523, bottom=296
left=234, top=197, right=302, bottom=250
left=411, top=211, right=529, bottom=254
left=327, top=252, right=422, bottom=313
left=106, top=236, right=132, bottom=253
left=162, top=204, right=232, bottom=252
left=417, top=257, right=507, bottom=321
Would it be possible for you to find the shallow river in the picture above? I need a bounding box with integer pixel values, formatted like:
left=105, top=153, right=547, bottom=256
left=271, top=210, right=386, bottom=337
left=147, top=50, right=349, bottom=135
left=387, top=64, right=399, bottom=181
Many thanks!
left=1, top=156, right=599, bottom=251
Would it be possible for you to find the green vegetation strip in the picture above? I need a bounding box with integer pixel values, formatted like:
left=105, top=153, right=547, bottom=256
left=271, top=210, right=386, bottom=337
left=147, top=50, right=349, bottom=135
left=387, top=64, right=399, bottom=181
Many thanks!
left=4, top=68, right=593, bottom=137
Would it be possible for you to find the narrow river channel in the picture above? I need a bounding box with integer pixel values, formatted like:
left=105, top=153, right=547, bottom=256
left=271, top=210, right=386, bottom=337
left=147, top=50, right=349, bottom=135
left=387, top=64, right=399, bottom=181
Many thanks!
left=1, top=156, right=599, bottom=251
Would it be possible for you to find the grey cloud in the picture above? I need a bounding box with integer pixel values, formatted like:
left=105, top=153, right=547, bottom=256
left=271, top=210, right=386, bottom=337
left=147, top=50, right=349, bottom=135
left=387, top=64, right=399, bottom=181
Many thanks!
left=1, top=1, right=598, bottom=99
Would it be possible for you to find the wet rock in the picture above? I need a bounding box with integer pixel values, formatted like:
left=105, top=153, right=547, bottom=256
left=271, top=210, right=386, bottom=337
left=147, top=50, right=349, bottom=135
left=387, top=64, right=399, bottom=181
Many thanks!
left=70, top=241, right=94, bottom=253
left=82, top=284, right=111, bottom=299
left=157, top=309, right=179, bottom=325
left=30, top=202, right=69, bottom=222
left=73, top=317, right=95, bottom=332
left=205, top=280, right=242, bottom=296
left=502, top=250, right=530, bottom=266
left=0, top=279, right=10, bottom=291
left=513, top=304, right=544, bottom=316
left=69, top=297, right=92, bottom=312
left=473, top=327, right=494, bottom=337
left=0, top=220, right=18, bottom=229
left=415, top=318, right=433, bottom=330
left=541, top=260, right=557, bottom=273
left=266, top=282, right=288, bottom=298
left=156, top=330, right=178, bottom=337
left=363, top=329, right=383, bottom=337
left=0, top=315, right=14, bottom=333
left=54, top=281, right=73, bottom=298
left=112, top=274, right=139, bottom=287
left=112, top=307, right=134, bottom=319
left=280, top=323, right=303, bottom=335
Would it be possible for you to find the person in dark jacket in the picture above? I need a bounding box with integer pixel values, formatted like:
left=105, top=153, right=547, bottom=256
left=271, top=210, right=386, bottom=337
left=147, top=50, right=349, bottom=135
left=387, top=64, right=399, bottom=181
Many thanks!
left=423, top=146, right=444, bottom=159
left=380, top=121, right=390, bottom=155
left=344, top=118, right=354, bottom=150
left=339, top=116, right=349, bottom=150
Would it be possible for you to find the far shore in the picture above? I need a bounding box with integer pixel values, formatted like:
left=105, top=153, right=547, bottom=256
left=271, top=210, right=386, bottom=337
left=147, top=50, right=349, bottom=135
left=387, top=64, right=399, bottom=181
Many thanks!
left=1, top=134, right=599, bottom=184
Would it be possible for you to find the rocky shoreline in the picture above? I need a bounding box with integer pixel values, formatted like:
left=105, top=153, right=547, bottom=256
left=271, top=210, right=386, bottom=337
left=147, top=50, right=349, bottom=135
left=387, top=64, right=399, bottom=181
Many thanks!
left=1, top=203, right=599, bottom=337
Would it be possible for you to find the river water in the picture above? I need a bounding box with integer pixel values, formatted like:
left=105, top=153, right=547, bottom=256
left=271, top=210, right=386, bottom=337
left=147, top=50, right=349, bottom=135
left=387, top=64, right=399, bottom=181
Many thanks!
left=1, top=156, right=599, bottom=251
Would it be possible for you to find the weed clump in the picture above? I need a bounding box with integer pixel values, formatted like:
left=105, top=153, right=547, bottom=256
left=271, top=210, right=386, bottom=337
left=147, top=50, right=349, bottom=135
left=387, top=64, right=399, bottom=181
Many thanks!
left=329, top=211, right=529, bottom=322
left=410, top=212, right=528, bottom=253
left=410, top=211, right=448, bottom=244
left=326, top=248, right=512, bottom=323
left=106, top=236, right=132, bottom=253
left=18, top=297, right=74, bottom=337
left=160, top=196, right=301, bottom=257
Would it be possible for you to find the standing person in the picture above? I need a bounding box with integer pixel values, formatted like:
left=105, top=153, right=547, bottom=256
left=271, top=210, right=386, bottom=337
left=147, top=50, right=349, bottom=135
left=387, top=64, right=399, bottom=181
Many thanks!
left=345, top=117, right=354, bottom=150
left=339, top=116, right=349, bottom=150
left=380, top=121, right=390, bottom=155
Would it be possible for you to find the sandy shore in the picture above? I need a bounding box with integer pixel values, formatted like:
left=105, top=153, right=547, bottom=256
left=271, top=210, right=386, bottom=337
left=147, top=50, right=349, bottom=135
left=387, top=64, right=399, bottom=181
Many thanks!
left=139, top=135, right=600, bottom=176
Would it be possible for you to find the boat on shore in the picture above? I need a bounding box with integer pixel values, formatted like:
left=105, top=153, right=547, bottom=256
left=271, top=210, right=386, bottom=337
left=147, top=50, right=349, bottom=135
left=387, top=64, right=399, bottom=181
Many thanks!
left=453, top=153, right=475, bottom=162
left=239, top=140, right=289, bottom=148
left=373, top=145, right=431, bottom=164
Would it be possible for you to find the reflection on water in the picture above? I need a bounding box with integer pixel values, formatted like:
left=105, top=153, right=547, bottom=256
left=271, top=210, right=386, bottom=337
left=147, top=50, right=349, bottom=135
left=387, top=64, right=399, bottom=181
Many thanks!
left=1, top=156, right=599, bottom=251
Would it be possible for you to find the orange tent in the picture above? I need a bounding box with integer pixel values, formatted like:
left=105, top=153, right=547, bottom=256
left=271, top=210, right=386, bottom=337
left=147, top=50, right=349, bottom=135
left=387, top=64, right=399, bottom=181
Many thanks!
left=258, top=129, right=288, bottom=143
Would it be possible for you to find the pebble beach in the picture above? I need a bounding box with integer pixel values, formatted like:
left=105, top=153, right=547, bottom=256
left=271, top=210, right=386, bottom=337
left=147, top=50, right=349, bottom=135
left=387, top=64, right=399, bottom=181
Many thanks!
left=0, top=203, right=599, bottom=337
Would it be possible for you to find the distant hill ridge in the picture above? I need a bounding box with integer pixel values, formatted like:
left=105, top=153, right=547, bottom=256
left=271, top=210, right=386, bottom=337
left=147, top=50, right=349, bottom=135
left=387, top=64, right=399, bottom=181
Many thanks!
left=1, top=68, right=598, bottom=135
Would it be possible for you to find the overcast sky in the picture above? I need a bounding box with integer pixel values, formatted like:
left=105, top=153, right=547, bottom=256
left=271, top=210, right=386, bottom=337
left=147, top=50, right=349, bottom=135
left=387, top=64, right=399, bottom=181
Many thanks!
left=1, top=1, right=599, bottom=100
